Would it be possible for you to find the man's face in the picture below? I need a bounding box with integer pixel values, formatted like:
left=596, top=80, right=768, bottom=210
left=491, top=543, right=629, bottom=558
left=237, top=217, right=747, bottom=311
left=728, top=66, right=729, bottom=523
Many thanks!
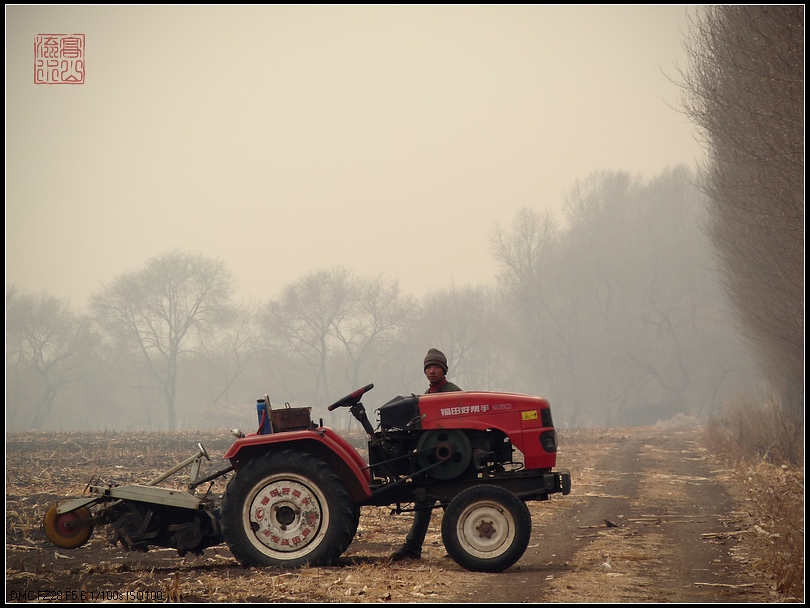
left=425, top=364, right=446, bottom=385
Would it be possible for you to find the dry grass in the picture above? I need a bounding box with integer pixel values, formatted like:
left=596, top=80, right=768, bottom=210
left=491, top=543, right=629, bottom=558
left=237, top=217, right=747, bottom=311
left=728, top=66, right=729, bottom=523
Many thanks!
left=702, top=394, right=805, bottom=602
left=706, top=393, right=804, bottom=466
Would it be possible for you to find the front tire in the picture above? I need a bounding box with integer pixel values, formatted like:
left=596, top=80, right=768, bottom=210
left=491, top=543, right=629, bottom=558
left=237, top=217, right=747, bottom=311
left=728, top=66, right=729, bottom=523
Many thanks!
left=441, top=485, right=532, bottom=572
left=221, top=450, right=355, bottom=568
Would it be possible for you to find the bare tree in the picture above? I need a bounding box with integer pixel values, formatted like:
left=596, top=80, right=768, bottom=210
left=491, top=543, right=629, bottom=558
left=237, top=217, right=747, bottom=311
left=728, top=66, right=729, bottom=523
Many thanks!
left=260, top=268, right=352, bottom=405
left=491, top=207, right=560, bottom=294
left=200, top=300, right=263, bottom=406
left=491, top=206, right=580, bottom=415
left=330, top=274, right=414, bottom=390
left=91, top=251, right=235, bottom=430
left=5, top=286, right=92, bottom=429
left=679, top=6, right=804, bottom=423
left=414, top=285, right=509, bottom=392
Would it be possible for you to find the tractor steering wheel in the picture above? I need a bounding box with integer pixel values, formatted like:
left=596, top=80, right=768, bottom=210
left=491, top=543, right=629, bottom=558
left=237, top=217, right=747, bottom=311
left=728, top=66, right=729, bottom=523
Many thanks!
left=327, top=383, right=374, bottom=411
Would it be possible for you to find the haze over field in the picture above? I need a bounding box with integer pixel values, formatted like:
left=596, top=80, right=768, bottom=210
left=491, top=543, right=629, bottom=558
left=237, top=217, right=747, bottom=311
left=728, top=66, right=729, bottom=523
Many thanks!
left=6, top=5, right=701, bottom=307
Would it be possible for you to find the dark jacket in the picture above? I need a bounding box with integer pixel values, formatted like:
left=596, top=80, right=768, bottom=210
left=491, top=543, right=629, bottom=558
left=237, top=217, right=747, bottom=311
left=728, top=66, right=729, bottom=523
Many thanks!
left=425, top=379, right=462, bottom=394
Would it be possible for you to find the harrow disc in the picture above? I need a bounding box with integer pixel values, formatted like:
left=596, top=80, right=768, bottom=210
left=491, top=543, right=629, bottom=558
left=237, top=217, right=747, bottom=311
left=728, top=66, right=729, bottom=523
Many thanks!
left=43, top=504, right=94, bottom=549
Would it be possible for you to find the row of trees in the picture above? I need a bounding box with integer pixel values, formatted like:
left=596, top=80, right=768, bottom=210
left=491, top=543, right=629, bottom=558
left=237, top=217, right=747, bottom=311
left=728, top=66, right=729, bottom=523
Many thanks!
left=491, top=166, right=757, bottom=426
left=679, top=6, right=804, bottom=426
left=6, top=167, right=763, bottom=431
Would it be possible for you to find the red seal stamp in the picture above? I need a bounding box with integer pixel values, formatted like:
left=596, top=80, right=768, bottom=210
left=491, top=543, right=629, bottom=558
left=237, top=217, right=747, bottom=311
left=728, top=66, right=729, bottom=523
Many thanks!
left=34, top=34, right=85, bottom=84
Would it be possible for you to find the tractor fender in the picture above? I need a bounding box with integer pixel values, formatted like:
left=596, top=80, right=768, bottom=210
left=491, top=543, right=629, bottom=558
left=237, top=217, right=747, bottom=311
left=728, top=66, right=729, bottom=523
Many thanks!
left=223, top=429, right=372, bottom=504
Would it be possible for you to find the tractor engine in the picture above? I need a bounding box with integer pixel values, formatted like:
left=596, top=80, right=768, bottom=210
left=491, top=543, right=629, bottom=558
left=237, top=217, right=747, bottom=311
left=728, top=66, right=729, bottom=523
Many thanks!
left=370, top=427, right=516, bottom=482
left=368, top=391, right=555, bottom=483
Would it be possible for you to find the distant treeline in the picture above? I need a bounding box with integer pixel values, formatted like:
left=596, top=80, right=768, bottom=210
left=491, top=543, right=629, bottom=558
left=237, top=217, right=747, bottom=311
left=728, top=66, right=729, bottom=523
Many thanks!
left=6, top=166, right=765, bottom=431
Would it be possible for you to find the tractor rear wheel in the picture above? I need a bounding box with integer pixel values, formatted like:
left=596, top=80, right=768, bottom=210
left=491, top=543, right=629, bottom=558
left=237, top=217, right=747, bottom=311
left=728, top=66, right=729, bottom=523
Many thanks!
left=441, top=485, right=532, bottom=572
left=43, top=504, right=94, bottom=549
left=350, top=504, right=361, bottom=539
left=221, top=450, right=355, bottom=568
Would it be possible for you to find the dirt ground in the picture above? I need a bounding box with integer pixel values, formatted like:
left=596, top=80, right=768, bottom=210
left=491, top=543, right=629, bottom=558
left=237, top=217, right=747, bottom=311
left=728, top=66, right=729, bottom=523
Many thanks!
left=5, top=426, right=783, bottom=603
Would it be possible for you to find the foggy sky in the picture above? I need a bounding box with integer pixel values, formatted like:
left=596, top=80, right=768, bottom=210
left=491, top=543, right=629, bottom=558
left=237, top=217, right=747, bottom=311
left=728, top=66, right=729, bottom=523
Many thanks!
left=6, top=6, right=702, bottom=309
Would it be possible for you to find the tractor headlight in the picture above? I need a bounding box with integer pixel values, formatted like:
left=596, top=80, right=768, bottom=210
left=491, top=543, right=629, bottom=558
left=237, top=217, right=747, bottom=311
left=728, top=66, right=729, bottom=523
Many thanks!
left=540, top=430, right=557, bottom=453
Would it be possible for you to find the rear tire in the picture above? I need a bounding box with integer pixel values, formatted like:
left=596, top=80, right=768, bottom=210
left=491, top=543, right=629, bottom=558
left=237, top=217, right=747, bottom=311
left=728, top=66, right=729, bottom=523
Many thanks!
left=350, top=504, right=361, bottom=539
left=221, top=450, right=355, bottom=568
left=441, top=485, right=532, bottom=572
left=44, top=504, right=94, bottom=549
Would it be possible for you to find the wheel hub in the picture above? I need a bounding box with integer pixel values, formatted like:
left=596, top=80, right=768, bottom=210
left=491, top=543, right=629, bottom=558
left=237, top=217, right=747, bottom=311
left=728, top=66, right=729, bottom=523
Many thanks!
left=55, top=512, right=83, bottom=537
left=248, top=479, right=323, bottom=552
left=274, top=505, right=297, bottom=528
left=458, top=504, right=513, bottom=557
left=476, top=519, right=496, bottom=539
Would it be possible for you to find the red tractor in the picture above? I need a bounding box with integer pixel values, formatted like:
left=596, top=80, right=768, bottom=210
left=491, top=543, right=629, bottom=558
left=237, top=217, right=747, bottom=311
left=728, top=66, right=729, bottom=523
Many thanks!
left=43, top=384, right=570, bottom=573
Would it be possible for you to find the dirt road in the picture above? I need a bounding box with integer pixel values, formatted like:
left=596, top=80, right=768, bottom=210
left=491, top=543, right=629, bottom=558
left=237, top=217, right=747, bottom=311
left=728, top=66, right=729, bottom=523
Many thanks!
left=433, top=426, right=773, bottom=603
left=5, top=427, right=776, bottom=602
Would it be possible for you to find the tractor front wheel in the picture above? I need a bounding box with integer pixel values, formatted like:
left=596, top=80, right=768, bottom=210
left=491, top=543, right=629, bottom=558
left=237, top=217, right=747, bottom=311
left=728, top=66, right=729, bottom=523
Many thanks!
left=441, top=485, right=532, bottom=572
left=221, top=450, right=355, bottom=568
left=43, top=504, right=94, bottom=549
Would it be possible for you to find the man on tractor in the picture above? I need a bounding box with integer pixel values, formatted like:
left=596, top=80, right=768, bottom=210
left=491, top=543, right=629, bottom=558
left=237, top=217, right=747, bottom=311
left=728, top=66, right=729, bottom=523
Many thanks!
left=390, top=348, right=461, bottom=562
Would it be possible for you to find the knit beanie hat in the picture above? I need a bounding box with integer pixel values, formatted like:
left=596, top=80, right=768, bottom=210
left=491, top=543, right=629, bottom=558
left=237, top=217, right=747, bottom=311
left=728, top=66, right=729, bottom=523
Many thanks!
left=424, top=348, right=448, bottom=373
